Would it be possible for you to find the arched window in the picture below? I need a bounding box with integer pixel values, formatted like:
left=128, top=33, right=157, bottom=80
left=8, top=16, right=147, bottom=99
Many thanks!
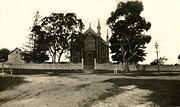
left=85, top=35, right=95, bottom=51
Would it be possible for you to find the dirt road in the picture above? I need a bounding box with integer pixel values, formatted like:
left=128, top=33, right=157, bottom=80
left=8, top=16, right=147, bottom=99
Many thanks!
left=1, top=72, right=180, bottom=107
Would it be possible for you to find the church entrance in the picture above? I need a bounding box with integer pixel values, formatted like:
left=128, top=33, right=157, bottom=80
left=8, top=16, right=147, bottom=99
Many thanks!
left=84, top=52, right=94, bottom=69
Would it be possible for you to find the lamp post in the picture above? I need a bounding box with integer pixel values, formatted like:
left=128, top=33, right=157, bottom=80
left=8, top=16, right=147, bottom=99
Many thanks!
left=155, top=42, right=159, bottom=74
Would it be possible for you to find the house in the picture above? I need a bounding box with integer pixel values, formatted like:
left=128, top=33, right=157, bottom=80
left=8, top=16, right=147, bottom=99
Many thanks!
left=8, top=48, right=25, bottom=64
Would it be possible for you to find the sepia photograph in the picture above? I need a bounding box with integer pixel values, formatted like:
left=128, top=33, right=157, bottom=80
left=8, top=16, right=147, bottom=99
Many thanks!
left=0, top=0, right=180, bottom=106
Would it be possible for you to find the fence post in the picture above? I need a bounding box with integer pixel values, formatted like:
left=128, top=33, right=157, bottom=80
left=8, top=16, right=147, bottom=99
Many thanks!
left=82, top=58, right=84, bottom=69
left=10, top=64, right=13, bottom=75
left=2, top=63, right=4, bottom=77
left=94, top=58, right=96, bottom=70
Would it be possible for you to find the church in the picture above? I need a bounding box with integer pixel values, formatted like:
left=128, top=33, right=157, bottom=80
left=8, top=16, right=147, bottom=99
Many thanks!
left=70, top=20, right=109, bottom=68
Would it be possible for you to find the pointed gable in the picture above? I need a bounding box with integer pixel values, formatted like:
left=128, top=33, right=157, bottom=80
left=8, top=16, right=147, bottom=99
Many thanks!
left=84, top=27, right=96, bottom=35
left=9, top=48, right=21, bottom=54
left=84, top=27, right=100, bottom=38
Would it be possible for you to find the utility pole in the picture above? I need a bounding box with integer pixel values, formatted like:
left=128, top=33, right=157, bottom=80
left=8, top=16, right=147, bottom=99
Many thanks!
left=155, top=42, right=159, bottom=74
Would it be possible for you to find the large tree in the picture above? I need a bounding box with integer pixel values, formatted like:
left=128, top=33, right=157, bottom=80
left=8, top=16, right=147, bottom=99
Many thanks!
left=41, top=13, right=84, bottom=63
left=23, top=11, right=49, bottom=63
left=0, top=48, right=10, bottom=62
left=23, top=11, right=41, bottom=52
left=70, top=32, right=84, bottom=62
left=107, top=1, right=151, bottom=72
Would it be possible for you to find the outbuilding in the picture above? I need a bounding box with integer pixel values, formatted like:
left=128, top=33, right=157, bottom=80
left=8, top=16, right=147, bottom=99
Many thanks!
left=8, top=48, right=25, bottom=64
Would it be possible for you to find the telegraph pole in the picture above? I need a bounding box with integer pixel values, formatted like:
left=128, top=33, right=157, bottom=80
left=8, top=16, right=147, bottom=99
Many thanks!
left=155, top=42, right=159, bottom=74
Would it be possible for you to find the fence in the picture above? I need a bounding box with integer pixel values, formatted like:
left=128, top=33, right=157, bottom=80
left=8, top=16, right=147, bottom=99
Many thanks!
left=94, top=62, right=137, bottom=72
left=0, top=62, right=83, bottom=70
left=2, top=60, right=180, bottom=72
left=139, top=65, right=180, bottom=72
left=94, top=62, right=180, bottom=72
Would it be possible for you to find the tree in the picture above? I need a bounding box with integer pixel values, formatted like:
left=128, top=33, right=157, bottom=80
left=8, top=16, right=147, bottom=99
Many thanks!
left=107, top=1, right=151, bottom=72
left=23, top=11, right=41, bottom=51
left=23, top=11, right=49, bottom=63
left=22, top=52, right=31, bottom=63
left=41, top=13, right=84, bottom=63
left=150, top=57, right=168, bottom=65
left=70, top=32, right=84, bottom=62
left=178, top=54, right=180, bottom=61
left=0, top=48, right=10, bottom=62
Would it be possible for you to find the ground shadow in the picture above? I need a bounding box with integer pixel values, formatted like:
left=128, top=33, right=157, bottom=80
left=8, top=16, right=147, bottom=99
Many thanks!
left=12, top=69, right=83, bottom=75
left=78, top=82, right=124, bottom=107
left=75, top=84, right=90, bottom=91
left=0, top=76, right=27, bottom=92
left=0, top=76, right=28, bottom=104
left=103, top=78, right=180, bottom=106
left=120, top=72, right=180, bottom=77
left=95, top=72, right=180, bottom=77
left=48, top=72, right=74, bottom=76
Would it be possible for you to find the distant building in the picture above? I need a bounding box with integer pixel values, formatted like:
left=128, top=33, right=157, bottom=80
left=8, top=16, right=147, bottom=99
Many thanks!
left=8, top=48, right=25, bottom=64
left=70, top=20, right=109, bottom=68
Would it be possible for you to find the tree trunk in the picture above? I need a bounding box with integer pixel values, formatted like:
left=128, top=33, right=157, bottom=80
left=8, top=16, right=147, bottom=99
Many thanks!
left=58, top=52, right=63, bottom=63
left=52, top=51, right=56, bottom=63
left=52, top=53, right=56, bottom=63
left=120, top=43, right=129, bottom=72
left=58, top=56, right=60, bottom=63
left=52, top=57, right=54, bottom=63
left=122, top=61, right=129, bottom=72
left=135, top=63, right=139, bottom=71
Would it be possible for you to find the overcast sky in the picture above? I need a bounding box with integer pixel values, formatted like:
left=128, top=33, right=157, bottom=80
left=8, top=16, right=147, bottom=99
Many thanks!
left=0, top=0, right=180, bottom=64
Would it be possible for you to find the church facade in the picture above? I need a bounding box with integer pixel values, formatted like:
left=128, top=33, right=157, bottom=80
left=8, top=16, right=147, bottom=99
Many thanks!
left=70, top=20, right=109, bottom=68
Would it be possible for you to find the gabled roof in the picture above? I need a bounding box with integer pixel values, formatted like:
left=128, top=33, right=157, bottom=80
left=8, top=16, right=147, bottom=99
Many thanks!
left=83, top=24, right=109, bottom=46
left=9, top=48, right=21, bottom=54
left=83, top=27, right=100, bottom=38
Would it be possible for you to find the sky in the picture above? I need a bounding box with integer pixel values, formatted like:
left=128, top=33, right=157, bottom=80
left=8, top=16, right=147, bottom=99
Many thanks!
left=0, top=0, right=180, bottom=64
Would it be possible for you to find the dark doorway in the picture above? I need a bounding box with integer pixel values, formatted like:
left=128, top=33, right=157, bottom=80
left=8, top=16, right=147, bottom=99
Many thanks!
left=84, top=52, right=94, bottom=69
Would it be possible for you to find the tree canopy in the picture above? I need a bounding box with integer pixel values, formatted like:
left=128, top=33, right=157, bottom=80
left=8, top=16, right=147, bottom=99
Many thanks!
left=178, top=54, right=180, bottom=61
left=150, top=57, right=168, bottom=65
left=22, top=11, right=49, bottom=63
left=23, top=11, right=85, bottom=63
left=23, top=12, right=84, bottom=63
left=107, top=1, right=151, bottom=71
left=41, top=13, right=84, bottom=63
left=0, top=48, right=10, bottom=62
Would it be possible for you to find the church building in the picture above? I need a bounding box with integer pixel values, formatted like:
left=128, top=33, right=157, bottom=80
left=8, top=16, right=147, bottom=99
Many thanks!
left=70, top=20, right=109, bottom=68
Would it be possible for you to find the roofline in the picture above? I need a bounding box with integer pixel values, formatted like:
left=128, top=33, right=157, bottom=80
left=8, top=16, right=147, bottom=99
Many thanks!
left=9, top=48, right=21, bottom=54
